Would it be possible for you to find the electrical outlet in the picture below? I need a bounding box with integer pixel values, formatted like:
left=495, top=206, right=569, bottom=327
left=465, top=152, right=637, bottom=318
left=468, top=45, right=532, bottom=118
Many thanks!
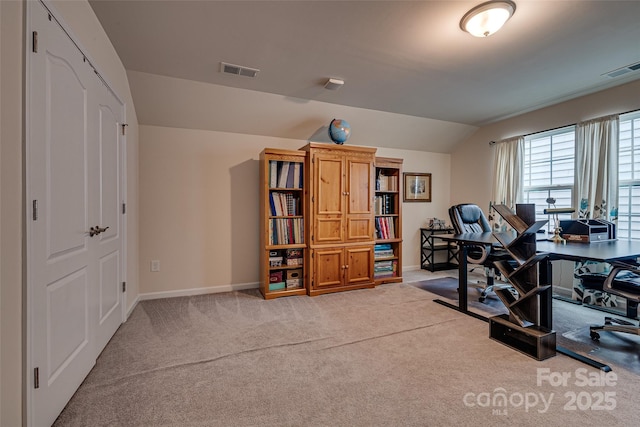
left=150, top=260, right=160, bottom=272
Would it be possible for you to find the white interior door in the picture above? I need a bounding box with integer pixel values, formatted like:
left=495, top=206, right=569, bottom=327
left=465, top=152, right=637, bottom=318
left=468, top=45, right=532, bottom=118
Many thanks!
left=27, top=2, right=124, bottom=426
left=95, top=83, right=124, bottom=353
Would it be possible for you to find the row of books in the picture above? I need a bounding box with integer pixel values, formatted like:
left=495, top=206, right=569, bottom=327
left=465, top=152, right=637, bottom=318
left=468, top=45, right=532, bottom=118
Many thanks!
left=376, top=173, right=399, bottom=192
left=374, top=243, right=394, bottom=260
left=270, top=192, right=301, bottom=216
left=374, top=259, right=398, bottom=278
left=269, top=218, right=304, bottom=245
left=374, top=194, right=396, bottom=215
left=375, top=217, right=396, bottom=239
left=269, top=160, right=303, bottom=189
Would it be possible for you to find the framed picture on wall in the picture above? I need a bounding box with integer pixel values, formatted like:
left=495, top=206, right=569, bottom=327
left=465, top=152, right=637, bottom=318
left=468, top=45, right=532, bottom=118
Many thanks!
left=403, top=172, right=431, bottom=202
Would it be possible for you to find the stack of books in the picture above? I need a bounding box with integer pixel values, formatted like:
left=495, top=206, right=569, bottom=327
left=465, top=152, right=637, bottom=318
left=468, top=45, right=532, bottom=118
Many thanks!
left=374, top=260, right=398, bottom=279
left=374, top=243, right=394, bottom=260
left=374, top=244, right=397, bottom=279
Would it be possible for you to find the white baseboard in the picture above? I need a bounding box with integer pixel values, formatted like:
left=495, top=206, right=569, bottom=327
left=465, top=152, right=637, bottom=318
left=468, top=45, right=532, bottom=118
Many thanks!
left=138, top=282, right=260, bottom=301
left=126, top=294, right=140, bottom=319
left=403, top=265, right=421, bottom=272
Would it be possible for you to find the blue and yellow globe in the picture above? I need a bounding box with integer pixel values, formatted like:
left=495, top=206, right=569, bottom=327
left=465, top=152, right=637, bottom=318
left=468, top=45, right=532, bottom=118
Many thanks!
left=328, top=119, right=351, bottom=144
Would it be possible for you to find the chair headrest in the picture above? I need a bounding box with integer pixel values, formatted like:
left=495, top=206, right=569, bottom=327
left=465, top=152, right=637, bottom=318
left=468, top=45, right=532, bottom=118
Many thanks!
left=450, top=204, right=491, bottom=233
left=458, top=205, right=484, bottom=224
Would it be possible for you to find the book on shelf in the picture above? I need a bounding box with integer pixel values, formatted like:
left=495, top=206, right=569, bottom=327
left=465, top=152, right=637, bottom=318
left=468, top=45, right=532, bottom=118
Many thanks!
left=269, top=161, right=278, bottom=188
left=277, top=161, right=290, bottom=188
left=292, top=162, right=302, bottom=188
left=285, top=164, right=295, bottom=188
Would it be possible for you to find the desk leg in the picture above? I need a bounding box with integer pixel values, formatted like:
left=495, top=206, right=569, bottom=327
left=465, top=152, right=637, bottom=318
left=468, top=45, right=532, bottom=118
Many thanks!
left=539, top=258, right=552, bottom=329
left=458, top=244, right=468, bottom=312
left=433, top=244, right=489, bottom=321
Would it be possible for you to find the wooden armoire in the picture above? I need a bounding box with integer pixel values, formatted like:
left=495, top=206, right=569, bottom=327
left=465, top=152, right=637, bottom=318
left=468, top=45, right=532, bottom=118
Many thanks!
left=301, top=143, right=377, bottom=296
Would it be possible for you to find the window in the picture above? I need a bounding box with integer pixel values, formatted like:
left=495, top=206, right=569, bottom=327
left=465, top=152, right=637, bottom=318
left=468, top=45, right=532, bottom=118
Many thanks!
left=617, top=111, right=640, bottom=239
left=522, top=127, right=575, bottom=230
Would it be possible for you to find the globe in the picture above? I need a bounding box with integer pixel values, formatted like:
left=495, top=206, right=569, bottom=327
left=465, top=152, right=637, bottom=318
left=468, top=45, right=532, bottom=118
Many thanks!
left=328, top=119, right=351, bottom=144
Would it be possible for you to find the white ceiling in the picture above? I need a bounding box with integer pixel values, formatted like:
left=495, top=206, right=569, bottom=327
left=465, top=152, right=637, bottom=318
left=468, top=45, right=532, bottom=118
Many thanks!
left=89, top=0, right=640, bottom=151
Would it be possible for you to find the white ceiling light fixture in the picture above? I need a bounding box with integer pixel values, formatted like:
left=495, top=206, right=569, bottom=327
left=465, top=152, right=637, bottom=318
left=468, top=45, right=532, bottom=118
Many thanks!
left=460, top=0, right=516, bottom=37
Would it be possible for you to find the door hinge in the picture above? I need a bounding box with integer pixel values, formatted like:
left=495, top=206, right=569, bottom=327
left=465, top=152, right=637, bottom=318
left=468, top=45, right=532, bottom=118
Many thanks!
left=32, top=31, right=38, bottom=53
left=122, top=203, right=126, bottom=214
left=34, top=367, right=40, bottom=389
left=32, top=200, right=38, bottom=221
left=122, top=282, right=126, bottom=293
left=121, top=124, right=128, bottom=136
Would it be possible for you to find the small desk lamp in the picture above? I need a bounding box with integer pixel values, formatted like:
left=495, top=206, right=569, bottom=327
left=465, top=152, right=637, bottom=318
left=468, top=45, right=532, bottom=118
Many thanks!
left=543, top=197, right=575, bottom=243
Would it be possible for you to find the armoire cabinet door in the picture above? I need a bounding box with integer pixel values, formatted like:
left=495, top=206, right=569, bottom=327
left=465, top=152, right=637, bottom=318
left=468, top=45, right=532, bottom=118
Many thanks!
left=311, top=245, right=374, bottom=290
left=345, top=156, right=374, bottom=242
left=312, top=247, right=345, bottom=289
left=345, top=245, right=375, bottom=286
left=313, top=152, right=345, bottom=244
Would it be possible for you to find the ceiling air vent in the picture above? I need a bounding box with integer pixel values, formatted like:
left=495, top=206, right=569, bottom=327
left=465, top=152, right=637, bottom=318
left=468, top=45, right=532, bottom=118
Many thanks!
left=603, top=61, right=640, bottom=78
left=220, top=62, right=259, bottom=78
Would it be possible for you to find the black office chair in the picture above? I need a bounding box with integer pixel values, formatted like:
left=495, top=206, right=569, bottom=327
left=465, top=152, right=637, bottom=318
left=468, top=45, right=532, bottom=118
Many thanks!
left=448, top=203, right=512, bottom=302
left=589, top=261, right=640, bottom=341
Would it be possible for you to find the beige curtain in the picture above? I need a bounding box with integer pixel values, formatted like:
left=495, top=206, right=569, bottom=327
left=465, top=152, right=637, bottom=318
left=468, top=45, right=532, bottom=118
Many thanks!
left=572, top=114, right=620, bottom=308
left=492, top=136, right=523, bottom=208
left=573, top=114, right=619, bottom=220
left=491, top=136, right=523, bottom=231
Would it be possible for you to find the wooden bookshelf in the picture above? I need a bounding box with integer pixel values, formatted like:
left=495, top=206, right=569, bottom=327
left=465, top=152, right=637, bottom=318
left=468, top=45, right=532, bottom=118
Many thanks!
left=374, top=157, right=403, bottom=284
left=489, top=204, right=556, bottom=360
left=259, top=149, right=307, bottom=299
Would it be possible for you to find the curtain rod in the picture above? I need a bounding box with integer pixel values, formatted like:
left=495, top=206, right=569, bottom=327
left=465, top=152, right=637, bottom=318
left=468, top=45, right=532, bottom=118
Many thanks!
left=492, top=108, right=640, bottom=145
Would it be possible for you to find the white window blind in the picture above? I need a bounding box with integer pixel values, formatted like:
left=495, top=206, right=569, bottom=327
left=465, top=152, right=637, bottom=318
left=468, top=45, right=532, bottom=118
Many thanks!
left=617, top=111, right=640, bottom=239
left=522, top=127, right=575, bottom=228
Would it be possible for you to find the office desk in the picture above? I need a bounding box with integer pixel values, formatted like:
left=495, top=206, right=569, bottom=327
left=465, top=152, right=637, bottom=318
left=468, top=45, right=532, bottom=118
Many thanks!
left=437, top=233, right=640, bottom=370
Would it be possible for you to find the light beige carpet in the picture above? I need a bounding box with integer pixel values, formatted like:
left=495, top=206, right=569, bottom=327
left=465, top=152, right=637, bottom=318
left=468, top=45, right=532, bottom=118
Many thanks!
left=54, top=283, right=640, bottom=426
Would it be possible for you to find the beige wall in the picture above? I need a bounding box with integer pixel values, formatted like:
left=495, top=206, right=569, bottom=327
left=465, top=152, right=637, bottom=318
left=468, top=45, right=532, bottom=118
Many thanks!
left=451, top=78, right=640, bottom=209
left=139, top=126, right=451, bottom=296
left=0, top=0, right=139, bottom=424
